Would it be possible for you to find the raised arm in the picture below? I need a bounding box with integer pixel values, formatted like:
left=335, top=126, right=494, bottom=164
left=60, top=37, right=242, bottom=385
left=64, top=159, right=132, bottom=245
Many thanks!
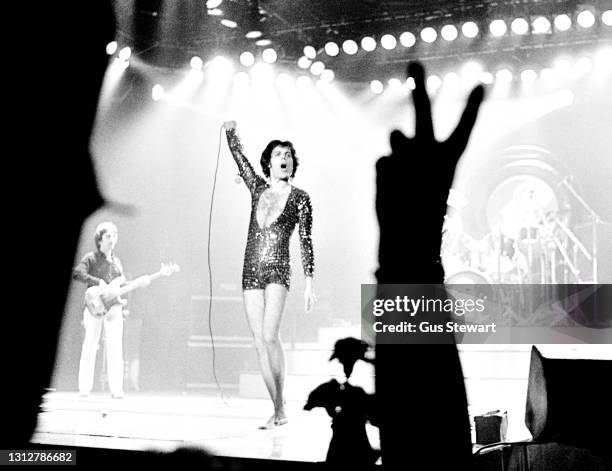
left=223, top=121, right=264, bottom=193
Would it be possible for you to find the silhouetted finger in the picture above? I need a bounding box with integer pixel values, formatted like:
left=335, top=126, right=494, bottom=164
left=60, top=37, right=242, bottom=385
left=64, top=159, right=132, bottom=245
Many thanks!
left=445, top=84, right=485, bottom=159
left=389, top=129, right=412, bottom=156
left=408, top=62, right=434, bottom=141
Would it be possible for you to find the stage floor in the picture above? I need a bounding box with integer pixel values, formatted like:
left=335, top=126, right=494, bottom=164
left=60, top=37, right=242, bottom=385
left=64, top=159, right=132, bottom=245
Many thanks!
left=32, top=391, right=380, bottom=462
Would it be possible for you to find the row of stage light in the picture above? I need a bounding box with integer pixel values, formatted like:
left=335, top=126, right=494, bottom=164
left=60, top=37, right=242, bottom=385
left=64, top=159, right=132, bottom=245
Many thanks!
left=301, top=10, right=611, bottom=80
left=310, top=9, right=612, bottom=56
left=369, top=52, right=612, bottom=94
left=106, top=37, right=611, bottom=99
left=124, top=49, right=610, bottom=102
left=109, top=9, right=611, bottom=90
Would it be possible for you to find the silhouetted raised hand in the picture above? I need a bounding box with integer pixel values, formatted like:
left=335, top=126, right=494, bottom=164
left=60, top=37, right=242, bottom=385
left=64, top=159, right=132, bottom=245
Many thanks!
left=375, top=61, right=485, bottom=471
left=375, top=61, right=485, bottom=284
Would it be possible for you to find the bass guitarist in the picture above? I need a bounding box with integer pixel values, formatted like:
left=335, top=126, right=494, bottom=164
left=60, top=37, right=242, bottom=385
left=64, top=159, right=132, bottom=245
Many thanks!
left=72, top=221, right=149, bottom=398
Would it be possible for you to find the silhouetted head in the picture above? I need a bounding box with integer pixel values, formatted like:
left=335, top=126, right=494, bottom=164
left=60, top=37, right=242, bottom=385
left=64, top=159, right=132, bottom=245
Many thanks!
left=330, top=338, right=372, bottom=380
left=261, top=140, right=299, bottom=179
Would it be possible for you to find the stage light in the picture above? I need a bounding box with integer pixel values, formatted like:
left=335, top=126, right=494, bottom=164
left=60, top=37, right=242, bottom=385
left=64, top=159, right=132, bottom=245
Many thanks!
left=118, top=46, right=131, bottom=61
left=206, top=0, right=222, bottom=8
left=406, top=77, right=416, bottom=90
left=399, top=32, right=416, bottom=47
left=388, top=78, right=402, bottom=89
left=106, top=41, right=117, bottom=55
left=221, top=19, right=238, bottom=28
left=520, top=69, right=537, bottom=83
left=233, top=71, right=250, bottom=86
left=462, top=21, right=479, bottom=38
left=489, top=20, right=507, bottom=37
left=190, top=56, right=204, bottom=70
left=186, top=69, right=204, bottom=83
left=461, top=61, right=484, bottom=84
left=310, top=61, right=325, bottom=75
left=255, top=38, right=272, bottom=46
left=325, top=41, right=339, bottom=56
left=320, top=69, right=335, bottom=82
left=511, top=18, right=529, bottom=35
left=532, top=16, right=551, bottom=34
left=574, top=57, right=592, bottom=75
left=343, top=40, right=358, bottom=55
left=262, top=48, right=277, bottom=64
left=381, top=34, right=397, bottom=49
left=250, top=62, right=273, bottom=83
left=239, top=51, right=255, bottom=67
left=114, top=57, right=130, bottom=70
left=296, top=75, right=312, bottom=89
left=554, top=14, right=572, bottom=31
left=421, top=27, right=437, bottom=43
left=208, top=9, right=223, bottom=16
left=246, top=30, right=263, bottom=39
left=427, top=75, right=442, bottom=91
left=370, top=80, right=383, bottom=94
left=152, top=84, right=164, bottom=101
left=276, top=73, right=292, bottom=87
left=496, top=68, right=513, bottom=82
left=603, top=10, right=612, bottom=26
left=297, top=56, right=311, bottom=69
left=577, top=10, right=596, bottom=28
left=554, top=58, right=571, bottom=75
left=443, top=72, right=460, bottom=87
left=361, top=36, right=377, bottom=51
left=441, top=24, right=458, bottom=41
left=540, top=68, right=553, bottom=81
left=480, top=72, right=494, bottom=84
left=210, top=55, right=234, bottom=75
left=304, top=46, right=316, bottom=59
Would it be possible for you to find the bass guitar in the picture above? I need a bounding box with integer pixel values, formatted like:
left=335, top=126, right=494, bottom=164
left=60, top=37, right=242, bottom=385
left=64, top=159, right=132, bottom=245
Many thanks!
left=85, top=263, right=180, bottom=317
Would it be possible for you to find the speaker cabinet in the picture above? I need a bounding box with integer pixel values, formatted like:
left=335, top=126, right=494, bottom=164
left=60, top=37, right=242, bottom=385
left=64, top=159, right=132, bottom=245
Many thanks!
left=525, top=346, right=612, bottom=458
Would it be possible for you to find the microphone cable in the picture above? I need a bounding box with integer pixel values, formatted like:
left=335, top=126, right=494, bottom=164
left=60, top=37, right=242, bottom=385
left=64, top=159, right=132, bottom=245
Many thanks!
left=206, top=124, right=228, bottom=403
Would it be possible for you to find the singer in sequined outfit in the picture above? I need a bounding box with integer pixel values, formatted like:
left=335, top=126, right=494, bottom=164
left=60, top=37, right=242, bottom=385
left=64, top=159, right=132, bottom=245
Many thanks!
left=223, top=121, right=316, bottom=429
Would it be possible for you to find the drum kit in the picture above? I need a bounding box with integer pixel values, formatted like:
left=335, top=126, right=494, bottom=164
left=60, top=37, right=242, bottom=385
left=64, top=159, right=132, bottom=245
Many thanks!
left=442, top=178, right=596, bottom=286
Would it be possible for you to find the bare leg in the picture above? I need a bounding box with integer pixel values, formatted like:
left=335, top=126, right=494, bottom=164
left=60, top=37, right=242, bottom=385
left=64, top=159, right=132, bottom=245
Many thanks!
left=243, top=290, right=278, bottom=417
left=263, top=284, right=288, bottom=424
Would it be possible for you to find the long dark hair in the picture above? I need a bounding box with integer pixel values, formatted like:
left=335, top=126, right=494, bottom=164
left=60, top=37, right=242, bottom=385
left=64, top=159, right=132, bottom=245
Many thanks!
left=260, top=140, right=299, bottom=178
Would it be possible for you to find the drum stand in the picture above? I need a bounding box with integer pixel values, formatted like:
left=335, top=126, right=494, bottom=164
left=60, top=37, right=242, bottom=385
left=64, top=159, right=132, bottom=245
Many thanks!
left=549, top=218, right=585, bottom=283
left=559, top=178, right=601, bottom=283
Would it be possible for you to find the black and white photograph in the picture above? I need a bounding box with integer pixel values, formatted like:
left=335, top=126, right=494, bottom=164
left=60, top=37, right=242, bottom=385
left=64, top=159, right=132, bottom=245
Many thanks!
left=6, top=1, right=612, bottom=470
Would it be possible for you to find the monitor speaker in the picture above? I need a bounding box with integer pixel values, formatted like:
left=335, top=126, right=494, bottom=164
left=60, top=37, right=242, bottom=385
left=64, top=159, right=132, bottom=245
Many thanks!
left=525, top=346, right=612, bottom=458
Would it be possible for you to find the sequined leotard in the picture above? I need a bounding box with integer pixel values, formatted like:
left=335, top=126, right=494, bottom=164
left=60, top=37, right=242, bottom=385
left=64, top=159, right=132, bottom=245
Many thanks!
left=226, top=128, right=315, bottom=290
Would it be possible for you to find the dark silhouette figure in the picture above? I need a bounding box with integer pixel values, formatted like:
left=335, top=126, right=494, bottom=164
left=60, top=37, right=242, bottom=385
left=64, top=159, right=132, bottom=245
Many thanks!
left=375, top=62, right=485, bottom=469
left=7, top=3, right=217, bottom=467
left=7, top=2, right=112, bottom=448
left=329, top=337, right=373, bottom=380
left=305, top=338, right=379, bottom=467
